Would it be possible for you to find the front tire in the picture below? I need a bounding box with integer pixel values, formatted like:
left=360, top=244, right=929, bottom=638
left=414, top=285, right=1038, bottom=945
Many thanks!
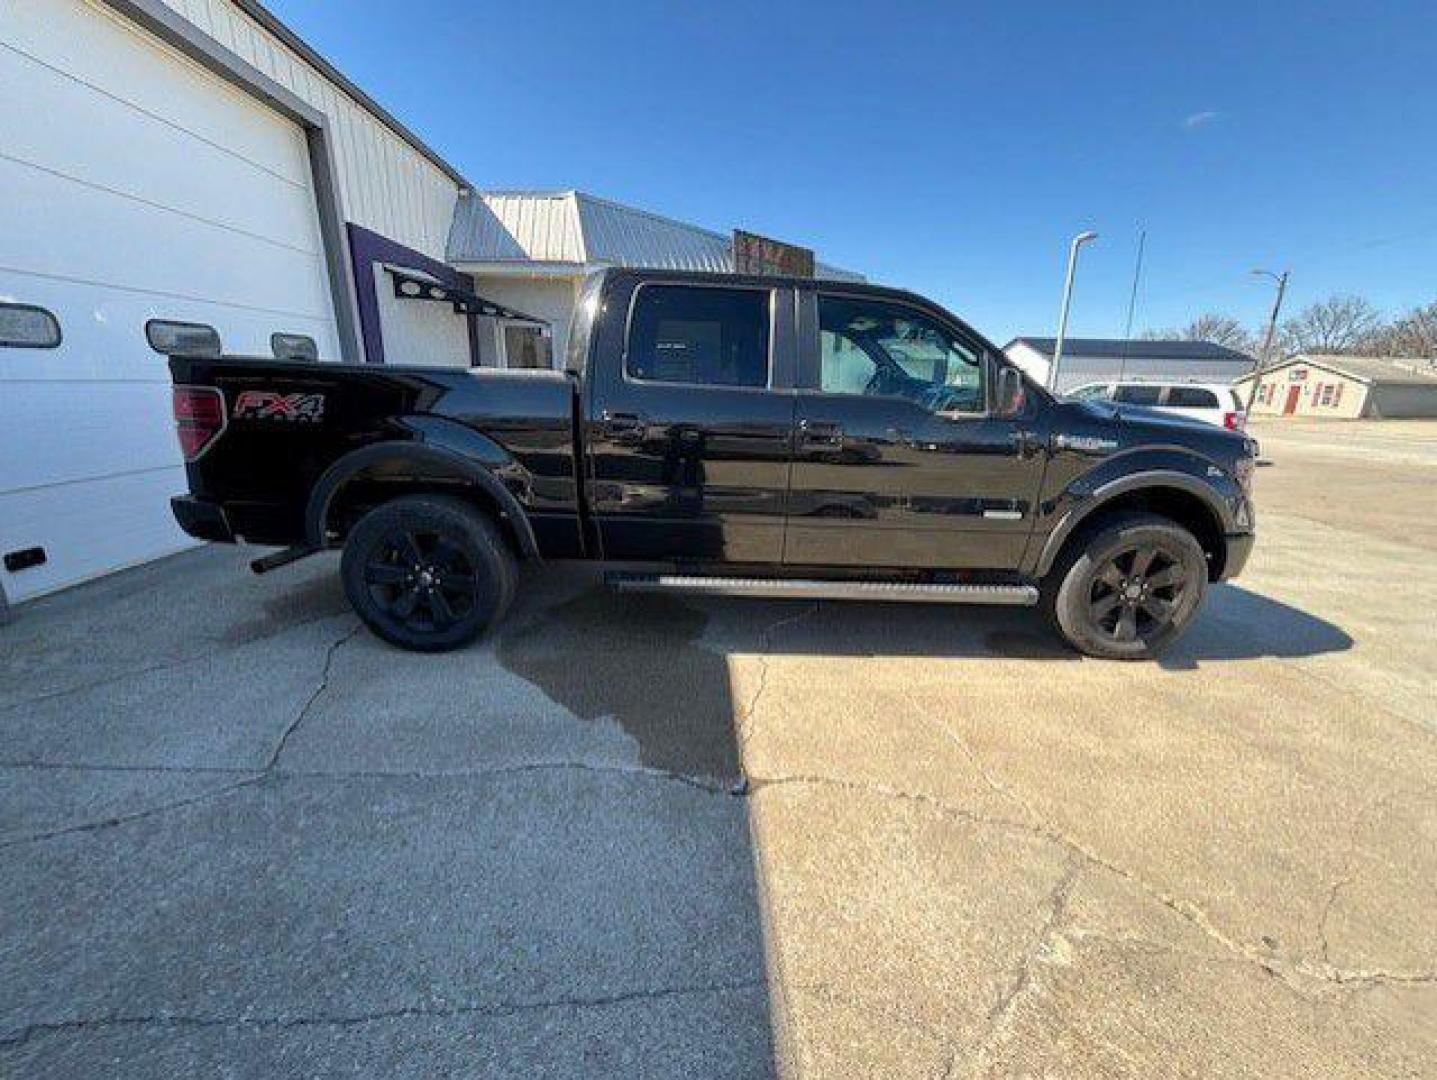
left=340, top=495, right=517, bottom=652
left=1044, top=513, right=1208, bottom=660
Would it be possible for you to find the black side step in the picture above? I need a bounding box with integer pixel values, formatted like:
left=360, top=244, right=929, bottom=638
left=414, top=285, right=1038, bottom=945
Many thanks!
left=605, top=573, right=1039, bottom=606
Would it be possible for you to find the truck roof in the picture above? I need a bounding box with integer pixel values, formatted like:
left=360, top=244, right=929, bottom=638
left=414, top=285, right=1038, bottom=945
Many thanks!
left=589, top=267, right=1000, bottom=358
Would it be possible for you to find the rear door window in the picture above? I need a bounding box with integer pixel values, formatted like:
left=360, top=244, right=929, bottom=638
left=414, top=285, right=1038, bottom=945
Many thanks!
left=1112, top=384, right=1162, bottom=405
left=1165, top=387, right=1220, bottom=407
left=626, top=284, right=770, bottom=388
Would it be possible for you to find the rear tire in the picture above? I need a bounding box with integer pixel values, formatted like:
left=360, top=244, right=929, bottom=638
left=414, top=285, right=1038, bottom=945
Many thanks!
left=1043, top=513, right=1207, bottom=660
left=340, top=495, right=517, bottom=652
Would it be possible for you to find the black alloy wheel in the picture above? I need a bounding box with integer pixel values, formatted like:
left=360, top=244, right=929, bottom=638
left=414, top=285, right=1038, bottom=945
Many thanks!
left=1085, top=542, right=1192, bottom=647
left=1045, top=513, right=1208, bottom=660
left=341, top=495, right=516, bottom=652
left=363, top=527, right=478, bottom=635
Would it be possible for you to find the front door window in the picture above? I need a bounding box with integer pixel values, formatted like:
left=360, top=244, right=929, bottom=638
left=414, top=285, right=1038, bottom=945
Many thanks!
left=818, top=295, right=985, bottom=414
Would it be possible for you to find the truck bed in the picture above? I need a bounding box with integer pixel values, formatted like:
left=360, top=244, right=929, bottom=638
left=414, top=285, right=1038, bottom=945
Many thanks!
left=169, top=356, right=584, bottom=555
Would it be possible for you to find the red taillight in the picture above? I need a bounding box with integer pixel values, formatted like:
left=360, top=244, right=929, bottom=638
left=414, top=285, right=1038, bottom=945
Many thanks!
left=172, top=386, right=226, bottom=461
left=1223, top=411, right=1245, bottom=431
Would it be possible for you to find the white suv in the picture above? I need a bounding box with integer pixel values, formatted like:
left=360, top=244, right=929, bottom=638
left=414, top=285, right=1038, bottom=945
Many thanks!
left=1067, top=380, right=1248, bottom=431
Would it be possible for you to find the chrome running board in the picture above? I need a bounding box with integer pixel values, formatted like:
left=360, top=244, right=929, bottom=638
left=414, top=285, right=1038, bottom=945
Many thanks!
left=605, top=573, right=1039, bottom=606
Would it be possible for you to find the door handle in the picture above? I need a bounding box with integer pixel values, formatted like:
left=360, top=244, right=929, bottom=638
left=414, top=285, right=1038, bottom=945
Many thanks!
left=798, top=419, right=844, bottom=447
left=601, top=410, right=646, bottom=445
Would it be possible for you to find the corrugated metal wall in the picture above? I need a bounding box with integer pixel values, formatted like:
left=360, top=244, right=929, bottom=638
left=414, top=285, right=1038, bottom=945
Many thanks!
left=463, top=193, right=586, bottom=263
left=156, top=0, right=460, bottom=259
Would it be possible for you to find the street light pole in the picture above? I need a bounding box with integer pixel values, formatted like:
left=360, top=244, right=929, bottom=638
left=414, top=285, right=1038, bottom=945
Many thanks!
left=1049, top=230, right=1099, bottom=391
left=1245, top=269, right=1289, bottom=415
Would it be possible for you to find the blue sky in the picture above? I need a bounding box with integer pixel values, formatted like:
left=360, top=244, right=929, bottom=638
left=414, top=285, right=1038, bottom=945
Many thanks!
left=268, top=0, right=1436, bottom=343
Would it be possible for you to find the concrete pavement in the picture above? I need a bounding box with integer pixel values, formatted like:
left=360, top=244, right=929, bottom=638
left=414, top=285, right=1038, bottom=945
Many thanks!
left=2, top=418, right=1434, bottom=1077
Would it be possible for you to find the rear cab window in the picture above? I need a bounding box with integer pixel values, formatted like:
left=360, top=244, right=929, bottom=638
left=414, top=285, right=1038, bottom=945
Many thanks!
left=626, top=284, right=770, bottom=388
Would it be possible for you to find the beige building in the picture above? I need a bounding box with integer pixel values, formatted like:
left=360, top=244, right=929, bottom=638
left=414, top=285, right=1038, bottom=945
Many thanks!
left=1238, top=355, right=1437, bottom=418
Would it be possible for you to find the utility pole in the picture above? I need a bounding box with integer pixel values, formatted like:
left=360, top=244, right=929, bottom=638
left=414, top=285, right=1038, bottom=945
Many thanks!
left=1049, top=230, right=1099, bottom=391
left=1245, top=269, right=1289, bottom=415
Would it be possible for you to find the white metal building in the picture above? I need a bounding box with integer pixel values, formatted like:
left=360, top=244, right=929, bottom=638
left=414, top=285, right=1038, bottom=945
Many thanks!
left=0, top=0, right=473, bottom=609
left=1004, top=337, right=1255, bottom=393
left=1237, top=355, right=1437, bottom=419
left=0, top=1, right=862, bottom=611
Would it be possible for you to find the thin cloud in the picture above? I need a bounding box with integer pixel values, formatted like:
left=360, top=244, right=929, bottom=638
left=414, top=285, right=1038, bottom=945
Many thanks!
left=1182, top=109, right=1221, bottom=131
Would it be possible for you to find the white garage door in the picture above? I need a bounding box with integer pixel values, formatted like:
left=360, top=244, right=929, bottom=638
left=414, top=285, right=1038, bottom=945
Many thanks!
left=0, top=0, right=340, bottom=604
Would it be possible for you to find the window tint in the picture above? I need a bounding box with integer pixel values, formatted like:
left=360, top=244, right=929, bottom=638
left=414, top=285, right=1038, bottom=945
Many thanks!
left=271, top=332, right=318, bottom=361
left=0, top=303, right=61, bottom=349
left=1166, top=387, right=1219, bottom=407
left=1113, top=384, right=1162, bottom=405
left=627, top=285, right=769, bottom=387
left=818, top=295, right=985, bottom=413
left=146, top=319, right=220, bottom=357
left=1068, top=383, right=1112, bottom=401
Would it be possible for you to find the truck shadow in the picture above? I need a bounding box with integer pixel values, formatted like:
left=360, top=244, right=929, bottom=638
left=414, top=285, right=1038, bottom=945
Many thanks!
left=498, top=577, right=1353, bottom=785
left=484, top=572, right=1350, bottom=1075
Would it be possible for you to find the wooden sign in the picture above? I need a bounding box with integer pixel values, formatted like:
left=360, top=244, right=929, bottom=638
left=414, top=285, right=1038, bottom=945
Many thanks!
left=732, top=229, right=815, bottom=278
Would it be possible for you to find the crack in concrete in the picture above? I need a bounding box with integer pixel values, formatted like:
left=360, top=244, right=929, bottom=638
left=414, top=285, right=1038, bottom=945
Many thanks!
left=746, top=773, right=1036, bottom=838
left=894, top=691, right=1315, bottom=985
left=0, top=758, right=745, bottom=851
left=0, top=977, right=769, bottom=1052
left=264, top=624, right=362, bottom=771
left=0, top=775, right=264, bottom=850
left=735, top=604, right=820, bottom=747
left=1316, top=790, right=1393, bottom=976
left=778, top=698, right=1437, bottom=1000
left=2, top=623, right=360, bottom=848
left=278, top=759, right=742, bottom=796
left=0, top=610, right=353, bottom=719
left=957, top=857, right=1082, bottom=1078
left=0, top=761, right=254, bottom=775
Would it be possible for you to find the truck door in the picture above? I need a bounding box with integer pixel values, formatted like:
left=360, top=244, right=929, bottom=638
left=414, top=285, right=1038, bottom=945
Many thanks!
left=583, top=278, right=796, bottom=563
left=785, top=289, right=1046, bottom=570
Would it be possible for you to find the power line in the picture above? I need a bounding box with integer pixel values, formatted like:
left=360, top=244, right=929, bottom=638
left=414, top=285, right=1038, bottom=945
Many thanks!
left=1141, top=218, right=1437, bottom=311
left=1117, top=229, right=1146, bottom=382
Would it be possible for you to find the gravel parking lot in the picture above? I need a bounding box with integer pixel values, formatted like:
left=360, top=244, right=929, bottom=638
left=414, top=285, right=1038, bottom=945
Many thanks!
left=3, top=418, right=1434, bottom=1078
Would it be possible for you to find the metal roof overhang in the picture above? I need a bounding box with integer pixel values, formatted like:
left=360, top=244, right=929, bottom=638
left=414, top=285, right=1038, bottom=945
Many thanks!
left=383, top=265, right=548, bottom=324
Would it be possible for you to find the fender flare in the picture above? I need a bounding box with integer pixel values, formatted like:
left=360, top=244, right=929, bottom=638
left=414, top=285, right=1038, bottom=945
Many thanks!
left=1031, top=469, right=1235, bottom=578
left=305, top=441, right=540, bottom=560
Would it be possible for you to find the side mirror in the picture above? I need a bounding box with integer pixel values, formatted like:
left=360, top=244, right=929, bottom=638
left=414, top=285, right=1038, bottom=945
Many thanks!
left=996, top=366, right=1025, bottom=417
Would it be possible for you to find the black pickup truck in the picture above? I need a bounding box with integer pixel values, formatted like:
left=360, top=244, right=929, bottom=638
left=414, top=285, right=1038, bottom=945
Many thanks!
left=169, top=269, right=1255, bottom=659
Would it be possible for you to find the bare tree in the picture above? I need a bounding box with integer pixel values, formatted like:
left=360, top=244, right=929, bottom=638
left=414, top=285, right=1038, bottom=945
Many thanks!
left=1278, top=294, right=1384, bottom=355
left=1365, top=301, right=1437, bottom=359
left=1139, top=313, right=1254, bottom=353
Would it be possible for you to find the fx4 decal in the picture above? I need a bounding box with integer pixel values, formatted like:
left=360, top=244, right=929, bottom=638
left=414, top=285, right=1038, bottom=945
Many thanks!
left=233, top=390, right=325, bottom=423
